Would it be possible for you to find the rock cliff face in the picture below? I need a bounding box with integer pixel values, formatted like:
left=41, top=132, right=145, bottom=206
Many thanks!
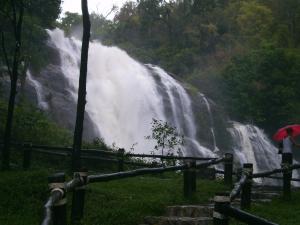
left=26, top=40, right=100, bottom=141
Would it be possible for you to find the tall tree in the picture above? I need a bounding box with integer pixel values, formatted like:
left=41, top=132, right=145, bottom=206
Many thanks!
left=1, top=0, right=24, bottom=170
left=72, top=0, right=91, bottom=171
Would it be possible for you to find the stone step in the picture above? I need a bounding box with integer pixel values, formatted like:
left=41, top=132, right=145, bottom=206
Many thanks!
left=144, top=216, right=213, bottom=225
left=166, top=205, right=213, bottom=217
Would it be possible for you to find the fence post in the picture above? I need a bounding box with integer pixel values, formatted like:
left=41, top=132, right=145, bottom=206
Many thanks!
left=22, top=143, right=32, bottom=170
left=213, top=193, right=230, bottom=225
left=224, top=153, right=233, bottom=186
left=241, top=163, right=253, bottom=209
left=282, top=163, right=291, bottom=199
left=118, top=148, right=125, bottom=172
left=71, top=168, right=88, bottom=224
left=48, top=173, right=67, bottom=225
left=184, top=161, right=196, bottom=198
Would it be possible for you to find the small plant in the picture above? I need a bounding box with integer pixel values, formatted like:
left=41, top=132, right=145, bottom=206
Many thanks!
left=145, top=118, right=184, bottom=160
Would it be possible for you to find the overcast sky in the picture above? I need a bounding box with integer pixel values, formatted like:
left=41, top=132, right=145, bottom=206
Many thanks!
left=61, top=0, right=134, bottom=19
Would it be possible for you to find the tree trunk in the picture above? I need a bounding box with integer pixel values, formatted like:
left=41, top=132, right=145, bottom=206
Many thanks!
left=72, top=0, right=91, bottom=172
left=1, top=0, right=24, bottom=170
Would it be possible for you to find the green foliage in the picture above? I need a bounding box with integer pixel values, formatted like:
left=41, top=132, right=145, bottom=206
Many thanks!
left=223, top=47, right=300, bottom=132
left=146, top=119, right=184, bottom=156
left=233, top=191, right=300, bottom=225
left=58, top=12, right=82, bottom=36
left=237, top=1, right=273, bottom=45
left=0, top=170, right=49, bottom=225
left=0, top=99, right=72, bottom=145
left=0, top=0, right=61, bottom=74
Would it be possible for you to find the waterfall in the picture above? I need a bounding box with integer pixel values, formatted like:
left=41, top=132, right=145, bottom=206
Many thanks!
left=198, top=93, right=219, bottom=153
left=27, top=28, right=288, bottom=183
left=229, top=122, right=281, bottom=183
left=29, top=28, right=215, bottom=157
left=27, top=71, right=49, bottom=110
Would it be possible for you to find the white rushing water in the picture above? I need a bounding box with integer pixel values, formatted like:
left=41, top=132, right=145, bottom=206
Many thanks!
left=27, top=71, right=49, bottom=110
left=198, top=93, right=219, bottom=153
left=28, top=28, right=287, bottom=181
left=39, top=28, right=215, bottom=156
left=229, top=122, right=281, bottom=183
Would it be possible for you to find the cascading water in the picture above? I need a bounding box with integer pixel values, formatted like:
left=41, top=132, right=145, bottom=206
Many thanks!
left=27, top=71, right=49, bottom=110
left=229, top=122, right=281, bottom=183
left=198, top=93, right=219, bottom=153
left=28, top=28, right=214, bottom=157
left=27, top=28, right=289, bottom=183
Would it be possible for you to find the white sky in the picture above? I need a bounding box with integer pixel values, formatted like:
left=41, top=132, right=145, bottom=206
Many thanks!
left=61, top=0, right=134, bottom=19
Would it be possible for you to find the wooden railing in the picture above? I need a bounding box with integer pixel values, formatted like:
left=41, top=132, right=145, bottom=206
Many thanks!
left=1, top=142, right=222, bottom=171
left=213, top=163, right=300, bottom=225
left=40, top=155, right=232, bottom=225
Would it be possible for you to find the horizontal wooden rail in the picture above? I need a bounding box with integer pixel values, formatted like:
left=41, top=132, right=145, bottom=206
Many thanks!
left=80, top=155, right=119, bottom=163
left=125, top=152, right=217, bottom=161
left=88, top=158, right=224, bottom=183
left=220, top=205, right=278, bottom=225
left=266, top=175, right=300, bottom=182
left=88, top=164, right=188, bottom=183
left=32, top=149, right=70, bottom=157
left=252, top=164, right=300, bottom=178
left=196, top=158, right=225, bottom=168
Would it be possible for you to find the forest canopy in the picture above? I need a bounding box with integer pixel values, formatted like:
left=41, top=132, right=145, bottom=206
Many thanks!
left=58, top=0, right=300, bottom=133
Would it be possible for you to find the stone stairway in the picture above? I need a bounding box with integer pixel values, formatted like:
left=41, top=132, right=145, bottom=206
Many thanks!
left=140, top=186, right=281, bottom=225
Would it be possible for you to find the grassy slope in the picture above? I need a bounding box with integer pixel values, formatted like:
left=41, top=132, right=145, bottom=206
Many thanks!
left=231, top=191, right=300, bottom=225
left=0, top=170, right=225, bottom=225
left=245, top=193, right=300, bottom=225
left=2, top=169, right=300, bottom=225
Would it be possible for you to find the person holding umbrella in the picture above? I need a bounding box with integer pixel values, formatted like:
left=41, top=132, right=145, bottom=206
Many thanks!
left=273, top=125, right=300, bottom=165
left=282, top=128, right=300, bottom=164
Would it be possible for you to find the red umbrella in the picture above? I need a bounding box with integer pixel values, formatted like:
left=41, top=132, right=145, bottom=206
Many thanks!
left=273, top=124, right=300, bottom=141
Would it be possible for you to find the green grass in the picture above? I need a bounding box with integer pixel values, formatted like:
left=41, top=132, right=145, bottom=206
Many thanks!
left=0, top=170, right=49, bottom=225
left=231, top=191, right=300, bottom=225
left=248, top=192, right=300, bottom=225
left=3, top=169, right=300, bottom=225
left=0, top=170, right=226, bottom=225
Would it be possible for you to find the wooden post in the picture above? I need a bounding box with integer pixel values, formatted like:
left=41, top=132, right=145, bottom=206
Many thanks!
left=22, top=143, right=32, bottom=170
left=241, top=163, right=253, bottom=209
left=71, top=168, right=88, bottom=224
left=224, top=153, right=233, bottom=186
left=48, top=173, right=67, bottom=225
left=282, top=163, right=291, bottom=199
left=213, top=193, right=230, bottom=225
left=184, top=161, right=196, bottom=198
left=118, top=148, right=125, bottom=172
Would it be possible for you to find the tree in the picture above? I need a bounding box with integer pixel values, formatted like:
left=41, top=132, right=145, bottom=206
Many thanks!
left=1, top=0, right=24, bottom=170
left=72, top=0, right=91, bottom=172
left=236, top=1, right=273, bottom=46
left=59, top=12, right=82, bottom=36
left=146, top=119, right=184, bottom=158
left=0, top=0, right=61, bottom=170
left=223, top=47, right=300, bottom=133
